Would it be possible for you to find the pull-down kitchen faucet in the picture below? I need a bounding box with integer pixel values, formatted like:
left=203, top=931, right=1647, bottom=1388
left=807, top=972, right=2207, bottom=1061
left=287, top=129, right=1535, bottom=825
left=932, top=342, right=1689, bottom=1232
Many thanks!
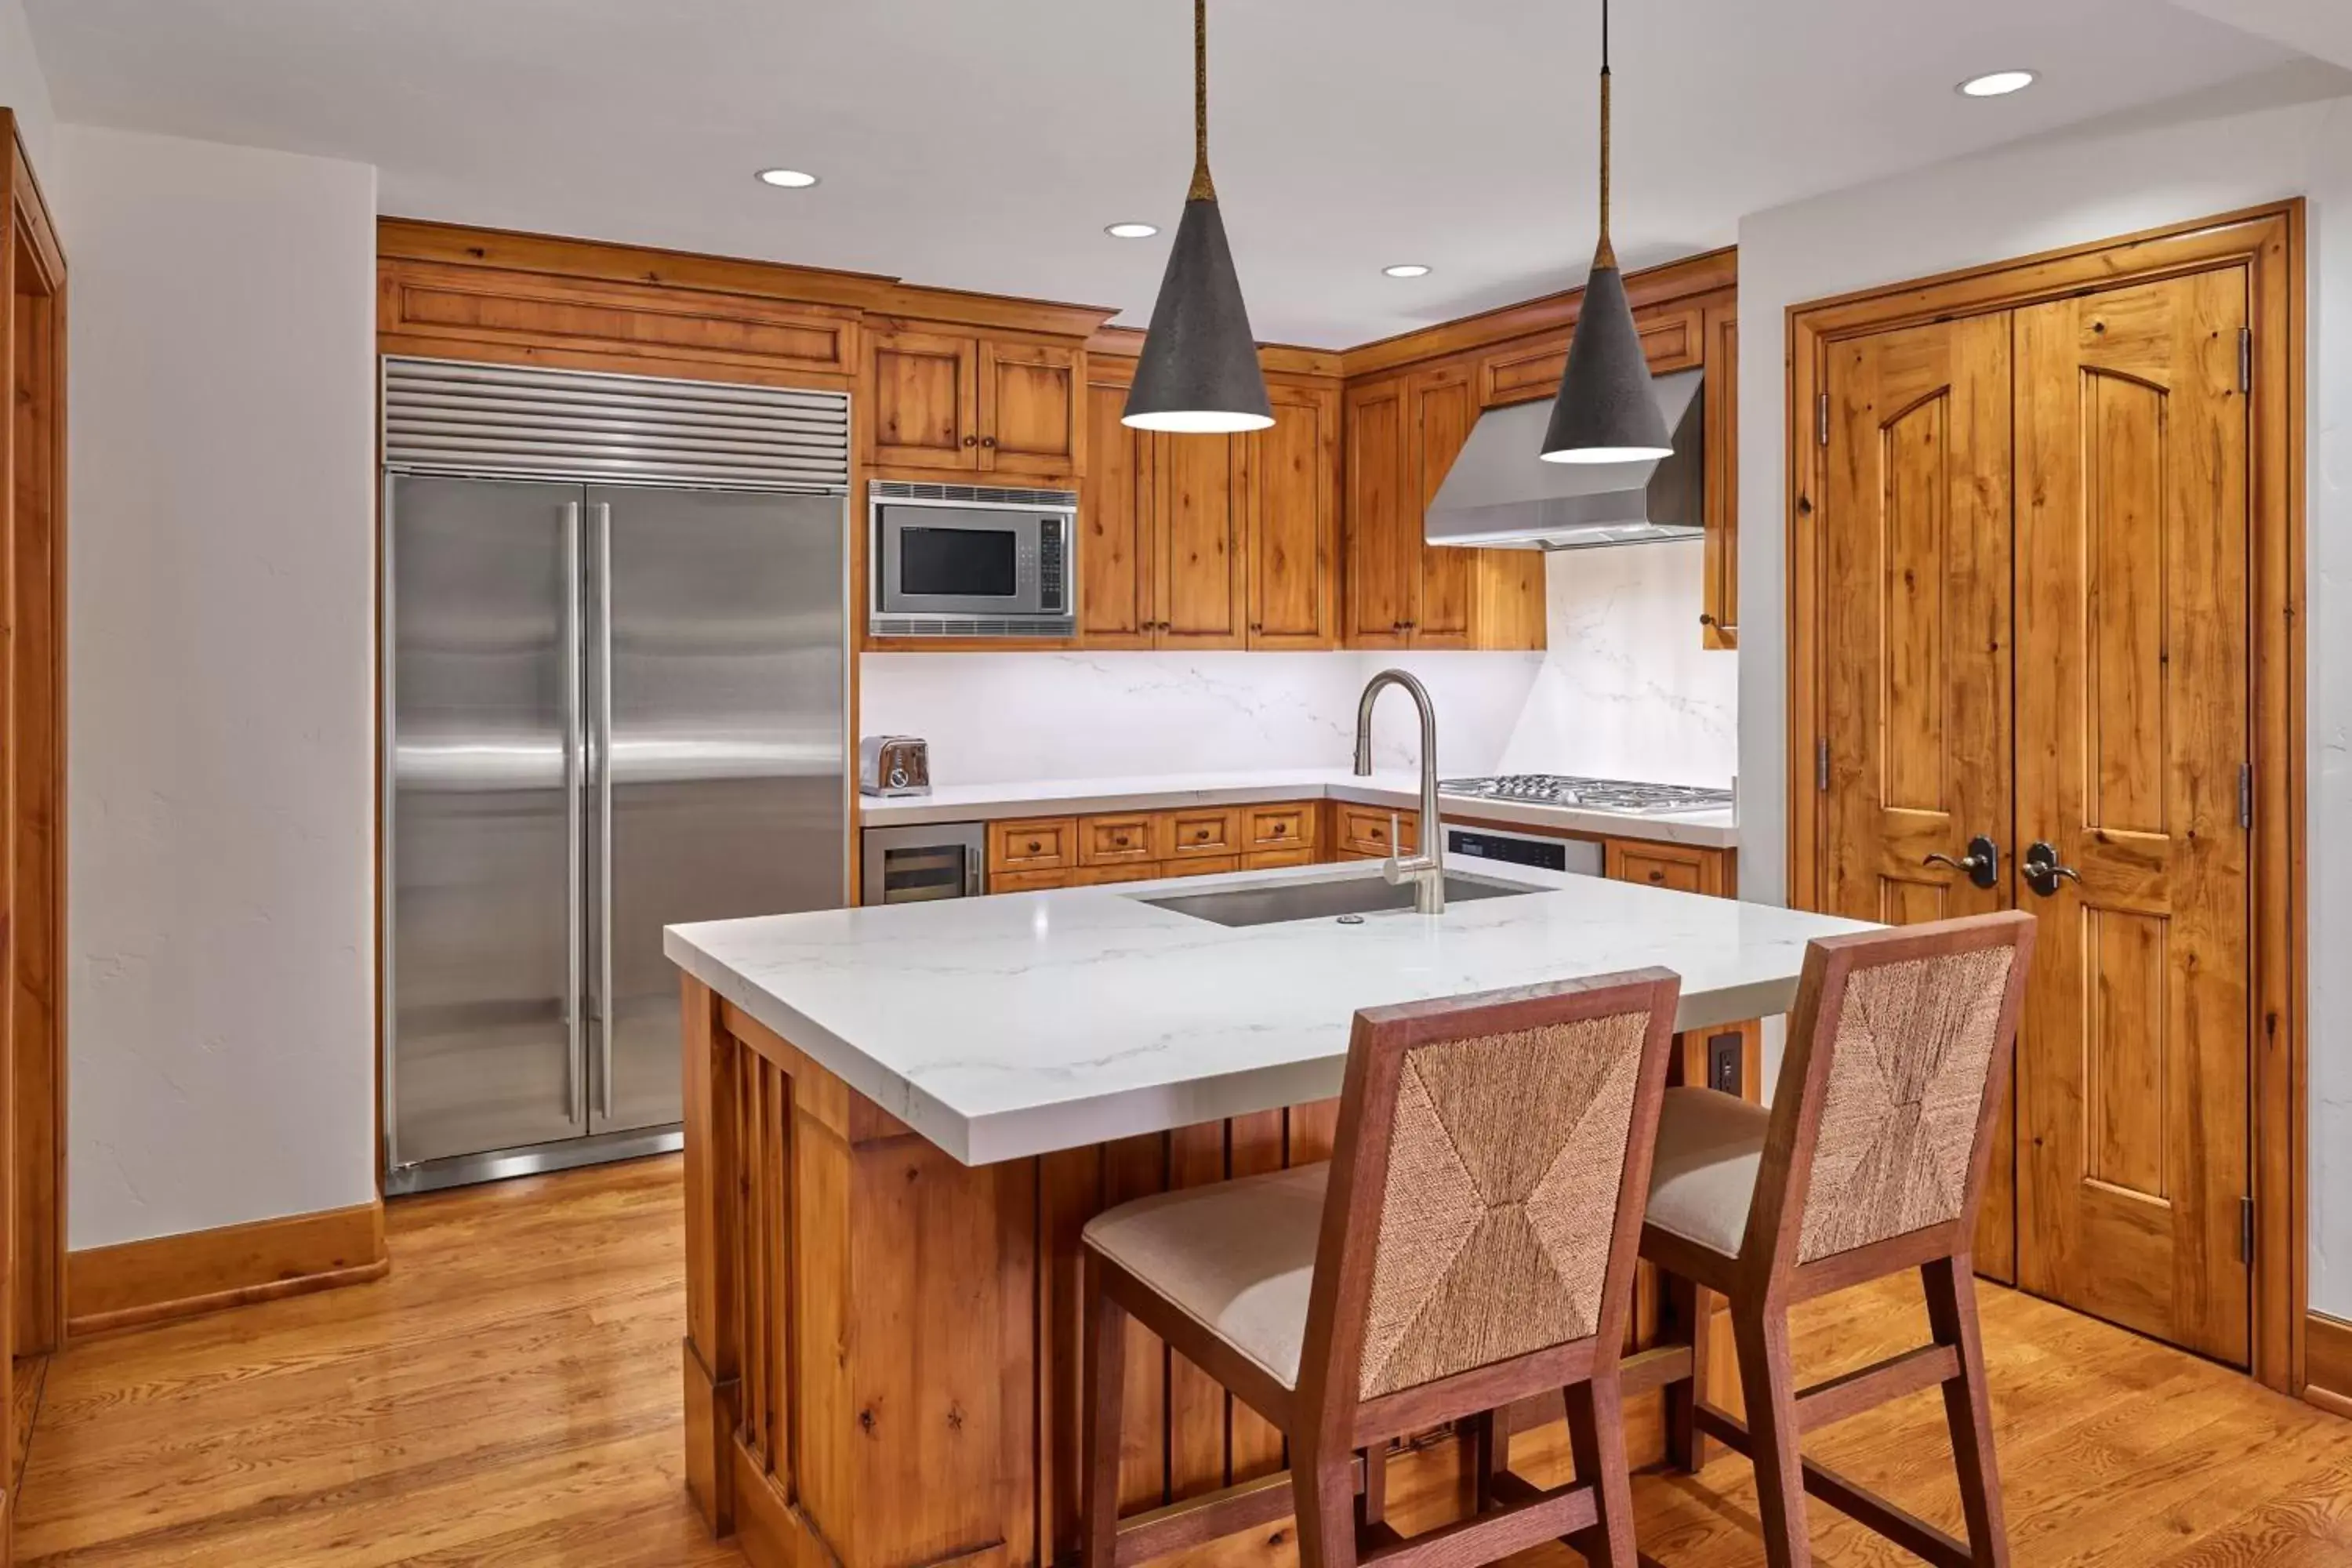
left=1352, top=669, right=1446, bottom=914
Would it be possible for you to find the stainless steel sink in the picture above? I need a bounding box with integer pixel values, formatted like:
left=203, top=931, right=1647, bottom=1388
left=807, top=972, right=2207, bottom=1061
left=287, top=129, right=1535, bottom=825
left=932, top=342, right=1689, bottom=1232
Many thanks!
left=1138, top=873, right=1540, bottom=929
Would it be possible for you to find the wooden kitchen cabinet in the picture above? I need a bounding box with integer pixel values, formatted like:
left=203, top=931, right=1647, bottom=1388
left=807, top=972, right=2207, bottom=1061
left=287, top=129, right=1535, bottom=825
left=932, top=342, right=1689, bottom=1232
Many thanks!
left=1076, top=812, right=1156, bottom=867
left=1604, top=838, right=1728, bottom=897
left=1342, top=368, right=1544, bottom=652
left=1156, top=806, right=1242, bottom=861
left=1243, top=801, right=1318, bottom=851
left=868, top=325, right=1081, bottom=477
left=1334, top=803, right=1418, bottom=858
left=1081, top=362, right=1341, bottom=651
left=988, top=816, right=1078, bottom=875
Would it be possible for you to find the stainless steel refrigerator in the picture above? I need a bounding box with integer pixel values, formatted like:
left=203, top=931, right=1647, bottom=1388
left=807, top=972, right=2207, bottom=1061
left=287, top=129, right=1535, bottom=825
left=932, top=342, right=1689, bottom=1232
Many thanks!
left=381, top=360, right=848, bottom=1192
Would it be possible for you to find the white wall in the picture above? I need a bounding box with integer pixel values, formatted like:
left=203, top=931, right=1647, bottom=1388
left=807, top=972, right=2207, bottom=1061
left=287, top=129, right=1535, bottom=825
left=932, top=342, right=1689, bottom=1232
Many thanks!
left=59, top=125, right=379, bottom=1250
left=0, top=0, right=57, bottom=181
left=1495, top=543, right=1739, bottom=787
left=1733, top=66, right=2352, bottom=1316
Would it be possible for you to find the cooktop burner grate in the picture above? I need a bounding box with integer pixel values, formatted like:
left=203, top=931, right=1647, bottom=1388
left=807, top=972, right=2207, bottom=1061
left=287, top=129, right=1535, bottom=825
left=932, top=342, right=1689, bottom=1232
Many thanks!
left=1439, top=774, right=1734, bottom=815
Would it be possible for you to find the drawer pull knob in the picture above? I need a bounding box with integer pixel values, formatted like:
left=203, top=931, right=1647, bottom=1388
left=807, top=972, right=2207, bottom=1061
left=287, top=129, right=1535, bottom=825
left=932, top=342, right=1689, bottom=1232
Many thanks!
left=1028, top=840, right=1041, bottom=853
left=1272, top=825, right=1286, bottom=836
left=1647, top=870, right=1664, bottom=883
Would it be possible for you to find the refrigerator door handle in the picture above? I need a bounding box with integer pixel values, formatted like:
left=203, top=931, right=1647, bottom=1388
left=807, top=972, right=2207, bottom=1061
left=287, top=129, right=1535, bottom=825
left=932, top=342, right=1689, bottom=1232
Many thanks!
left=562, top=500, right=585, bottom=1126
left=593, top=499, right=617, bottom=1122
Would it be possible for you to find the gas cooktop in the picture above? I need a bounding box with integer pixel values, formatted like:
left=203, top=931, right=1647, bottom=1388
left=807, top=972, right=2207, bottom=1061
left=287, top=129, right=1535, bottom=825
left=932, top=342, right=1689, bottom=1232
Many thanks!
left=1439, top=775, right=1735, bottom=815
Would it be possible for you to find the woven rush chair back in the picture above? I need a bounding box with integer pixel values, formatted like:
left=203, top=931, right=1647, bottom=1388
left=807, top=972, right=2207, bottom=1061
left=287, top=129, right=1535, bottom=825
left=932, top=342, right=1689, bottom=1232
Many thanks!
left=1297, top=968, right=1679, bottom=1437
left=1751, top=912, right=2037, bottom=1269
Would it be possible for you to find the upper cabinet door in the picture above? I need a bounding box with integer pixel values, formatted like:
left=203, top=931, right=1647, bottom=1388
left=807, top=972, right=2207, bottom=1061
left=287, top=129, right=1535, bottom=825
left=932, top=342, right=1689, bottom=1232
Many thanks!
left=1080, top=369, right=1156, bottom=648
left=1248, top=383, right=1338, bottom=648
left=1155, top=431, right=1250, bottom=648
left=1406, top=367, right=1475, bottom=648
left=1700, top=304, right=1740, bottom=649
left=980, top=341, right=1082, bottom=477
left=869, top=329, right=979, bottom=470
left=1342, top=378, right=1410, bottom=648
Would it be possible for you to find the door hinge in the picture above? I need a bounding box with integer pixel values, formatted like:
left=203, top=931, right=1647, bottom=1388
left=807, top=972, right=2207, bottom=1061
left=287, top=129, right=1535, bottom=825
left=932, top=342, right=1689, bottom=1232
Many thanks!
left=2239, top=763, right=2254, bottom=829
left=1817, top=392, right=1831, bottom=447
left=2240, top=1196, right=2256, bottom=1264
left=2239, top=327, right=2252, bottom=394
left=1816, top=736, right=1831, bottom=793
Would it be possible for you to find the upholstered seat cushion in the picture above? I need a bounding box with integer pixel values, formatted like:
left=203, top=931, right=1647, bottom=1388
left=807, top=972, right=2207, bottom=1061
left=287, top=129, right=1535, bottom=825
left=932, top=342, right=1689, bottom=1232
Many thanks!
left=1083, top=1163, right=1328, bottom=1390
left=1645, top=1087, right=1769, bottom=1259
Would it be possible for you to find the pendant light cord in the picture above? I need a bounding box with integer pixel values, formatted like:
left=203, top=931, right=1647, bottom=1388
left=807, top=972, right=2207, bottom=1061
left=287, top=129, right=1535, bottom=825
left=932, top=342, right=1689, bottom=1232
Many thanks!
left=1595, top=0, right=1616, bottom=267
left=1189, top=0, right=1217, bottom=201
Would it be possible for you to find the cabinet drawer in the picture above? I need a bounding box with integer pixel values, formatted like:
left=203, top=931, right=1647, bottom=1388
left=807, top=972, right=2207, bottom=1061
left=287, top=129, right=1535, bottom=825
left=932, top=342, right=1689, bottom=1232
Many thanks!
left=1336, top=804, right=1418, bottom=857
left=1243, top=802, right=1319, bottom=851
left=1066, top=863, right=1144, bottom=887
left=1078, top=812, right=1157, bottom=866
left=1604, top=839, right=1721, bottom=895
left=1153, top=854, right=1242, bottom=880
left=990, top=867, right=1072, bottom=894
left=1245, top=847, right=1317, bottom=870
left=989, top=817, right=1077, bottom=873
left=1156, top=806, right=1242, bottom=859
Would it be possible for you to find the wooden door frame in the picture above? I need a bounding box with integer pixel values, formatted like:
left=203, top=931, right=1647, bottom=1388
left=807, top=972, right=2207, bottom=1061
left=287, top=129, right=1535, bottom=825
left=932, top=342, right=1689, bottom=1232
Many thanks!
left=1784, top=202, right=2307, bottom=1395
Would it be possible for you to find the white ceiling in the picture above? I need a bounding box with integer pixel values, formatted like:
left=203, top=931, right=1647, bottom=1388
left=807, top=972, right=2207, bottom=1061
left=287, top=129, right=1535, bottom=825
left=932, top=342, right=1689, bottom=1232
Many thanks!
left=20, top=0, right=2308, bottom=347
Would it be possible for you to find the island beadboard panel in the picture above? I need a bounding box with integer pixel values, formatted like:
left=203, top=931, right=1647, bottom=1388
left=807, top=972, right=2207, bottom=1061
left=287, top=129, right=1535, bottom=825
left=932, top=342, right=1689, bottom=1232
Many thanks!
left=680, top=982, right=1743, bottom=1568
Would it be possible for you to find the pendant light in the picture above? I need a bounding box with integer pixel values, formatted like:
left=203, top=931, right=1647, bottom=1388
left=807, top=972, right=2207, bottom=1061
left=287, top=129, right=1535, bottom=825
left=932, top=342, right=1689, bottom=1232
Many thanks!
left=1123, top=0, right=1273, bottom=434
left=1541, top=0, right=1671, bottom=464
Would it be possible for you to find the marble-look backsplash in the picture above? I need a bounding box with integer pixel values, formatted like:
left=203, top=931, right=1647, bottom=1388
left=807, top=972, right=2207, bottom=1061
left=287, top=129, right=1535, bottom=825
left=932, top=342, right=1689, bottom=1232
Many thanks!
left=859, top=540, right=1737, bottom=789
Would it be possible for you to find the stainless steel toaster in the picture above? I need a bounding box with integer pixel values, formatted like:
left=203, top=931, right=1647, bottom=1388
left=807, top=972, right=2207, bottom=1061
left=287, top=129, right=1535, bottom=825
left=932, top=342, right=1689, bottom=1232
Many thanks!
left=858, top=735, right=931, bottom=797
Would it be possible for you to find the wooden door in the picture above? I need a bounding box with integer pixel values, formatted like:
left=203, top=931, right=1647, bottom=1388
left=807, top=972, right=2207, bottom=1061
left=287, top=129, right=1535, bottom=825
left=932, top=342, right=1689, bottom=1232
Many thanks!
left=1817, top=311, right=2021, bottom=1276
left=1341, top=379, right=1410, bottom=647
left=1247, top=383, right=1336, bottom=648
left=1080, top=371, right=1154, bottom=647
left=2013, top=270, right=2253, bottom=1365
left=1406, top=367, right=1475, bottom=647
left=979, top=340, right=1080, bottom=477
left=869, top=328, right=978, bottom=470
left=1154, top=433, right=1248, bottom=648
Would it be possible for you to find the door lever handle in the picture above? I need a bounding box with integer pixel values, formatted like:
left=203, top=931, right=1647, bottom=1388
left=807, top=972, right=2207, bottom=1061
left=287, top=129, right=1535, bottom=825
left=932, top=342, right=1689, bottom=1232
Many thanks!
left=1922, top=834, right=2001, bottom=891
left=2022, top=840, right=2082, bottom=898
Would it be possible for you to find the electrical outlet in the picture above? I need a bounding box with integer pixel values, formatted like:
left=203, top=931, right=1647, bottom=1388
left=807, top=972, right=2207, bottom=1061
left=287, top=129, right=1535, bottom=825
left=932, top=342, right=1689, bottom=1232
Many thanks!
left=1708, top=1032, right=1743, bottom=1097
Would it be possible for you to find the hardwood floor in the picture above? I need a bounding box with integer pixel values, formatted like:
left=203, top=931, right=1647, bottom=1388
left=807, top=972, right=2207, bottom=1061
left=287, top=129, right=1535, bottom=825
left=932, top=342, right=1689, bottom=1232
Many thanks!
left=11, top=1155, right=2349, bottom=1566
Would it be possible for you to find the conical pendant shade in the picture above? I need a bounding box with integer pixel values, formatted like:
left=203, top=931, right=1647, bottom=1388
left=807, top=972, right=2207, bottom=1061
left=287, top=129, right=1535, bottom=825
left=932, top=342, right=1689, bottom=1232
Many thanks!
left=1124, top=195, right=1272, bottom=433
left=1541, top=0, right=1671, bottom=464
left=1540, top=259, right=1669, bottom=462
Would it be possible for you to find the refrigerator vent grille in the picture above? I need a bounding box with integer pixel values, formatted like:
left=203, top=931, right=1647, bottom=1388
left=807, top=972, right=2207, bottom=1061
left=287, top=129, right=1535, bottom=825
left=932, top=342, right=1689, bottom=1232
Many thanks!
left=870, top=480, right=1080, bottom=507
left=383, top=358, right=850, bottom=492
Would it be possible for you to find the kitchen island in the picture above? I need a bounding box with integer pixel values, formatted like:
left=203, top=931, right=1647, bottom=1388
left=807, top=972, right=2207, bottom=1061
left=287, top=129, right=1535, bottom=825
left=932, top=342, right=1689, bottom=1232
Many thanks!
left=667, top=858, right=1867, bottom=1568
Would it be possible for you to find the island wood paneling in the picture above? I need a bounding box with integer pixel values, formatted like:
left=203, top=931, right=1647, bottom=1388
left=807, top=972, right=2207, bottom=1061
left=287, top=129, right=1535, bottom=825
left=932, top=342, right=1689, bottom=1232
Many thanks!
left=681, top=977, right=1724, bottom=1568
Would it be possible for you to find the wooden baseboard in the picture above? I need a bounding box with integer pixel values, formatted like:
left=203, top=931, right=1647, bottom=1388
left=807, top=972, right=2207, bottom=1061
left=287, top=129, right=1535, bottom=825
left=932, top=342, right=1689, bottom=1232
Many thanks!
left=2308, top=1312, right=2352, bottom=1419
left=65, top=1200, right=388, bottom=1338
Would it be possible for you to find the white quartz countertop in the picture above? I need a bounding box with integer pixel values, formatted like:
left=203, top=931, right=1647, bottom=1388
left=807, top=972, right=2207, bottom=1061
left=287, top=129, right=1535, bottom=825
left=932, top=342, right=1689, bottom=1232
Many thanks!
left=858, top=768, right=1740, bottom=848
left=667, top=858, right=1867, bottom=1166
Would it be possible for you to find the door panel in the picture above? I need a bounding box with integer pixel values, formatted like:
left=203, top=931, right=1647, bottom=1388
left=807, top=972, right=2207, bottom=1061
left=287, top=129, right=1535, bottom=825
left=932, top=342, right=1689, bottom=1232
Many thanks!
left=980, top=341, right=1080, bottom=477
left=1407, top=370, right=1475, bottom=646
left=1249, top=384, right=1335, bottom=648
left=2013, top=271, right=2252, bottom=1365
left=1342, top=380, right=1409, bottom=647
left=1154, top=433, right=1247, bottom=648
left=592, top=488, right=848, bottom=1134
left=389, top=477, right=584, bottom=1166
left=1818, top=313, right=2019, bottom=1275
left=1080, top=372, right=1154, bottom=646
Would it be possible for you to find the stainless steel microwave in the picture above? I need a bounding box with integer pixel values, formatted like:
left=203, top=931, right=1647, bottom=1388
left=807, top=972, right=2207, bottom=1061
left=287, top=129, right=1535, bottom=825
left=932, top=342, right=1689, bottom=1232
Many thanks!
left=869, top=481, right=1077, bottom=637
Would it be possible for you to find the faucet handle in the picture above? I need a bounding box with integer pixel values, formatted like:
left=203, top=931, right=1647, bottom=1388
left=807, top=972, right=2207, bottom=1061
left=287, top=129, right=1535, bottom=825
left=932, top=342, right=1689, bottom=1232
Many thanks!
left=1388, top=812, right=1403, bottom=852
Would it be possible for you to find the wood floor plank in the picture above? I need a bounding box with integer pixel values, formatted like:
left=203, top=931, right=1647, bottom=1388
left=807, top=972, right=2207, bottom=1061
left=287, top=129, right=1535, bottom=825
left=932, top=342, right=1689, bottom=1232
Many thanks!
left=12, top=1156, right=2348, bottom=1567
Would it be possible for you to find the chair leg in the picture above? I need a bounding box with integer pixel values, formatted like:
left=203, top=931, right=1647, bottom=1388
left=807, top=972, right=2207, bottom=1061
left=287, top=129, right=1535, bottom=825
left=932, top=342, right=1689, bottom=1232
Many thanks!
left=1290, top=1443, right=1359, bottom=1568
left=1731, top=1298, right=1812, bottom=1568
left=1924, top=1255, right=2011, bottom=1567
left=1563, top=1374, right=1640, bottom=1568
left=1661, top=1266, right=1714, bottom=1473
left=1080, top=1255, right=1127, bottom=1568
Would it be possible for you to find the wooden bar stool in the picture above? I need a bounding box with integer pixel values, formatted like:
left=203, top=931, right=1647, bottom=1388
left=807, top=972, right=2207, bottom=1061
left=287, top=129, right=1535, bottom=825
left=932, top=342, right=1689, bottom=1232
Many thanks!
left=1642, top=911, right=2036, bottom=1568
left=1079, top=970, right=1682, bottom=1568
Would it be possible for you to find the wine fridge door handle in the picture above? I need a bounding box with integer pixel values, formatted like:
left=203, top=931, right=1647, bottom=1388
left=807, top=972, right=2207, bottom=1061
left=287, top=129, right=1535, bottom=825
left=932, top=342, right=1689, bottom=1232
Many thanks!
left=561, top=500, right=584, bottom=1126
left=593, top=500, right=616, bottom=1122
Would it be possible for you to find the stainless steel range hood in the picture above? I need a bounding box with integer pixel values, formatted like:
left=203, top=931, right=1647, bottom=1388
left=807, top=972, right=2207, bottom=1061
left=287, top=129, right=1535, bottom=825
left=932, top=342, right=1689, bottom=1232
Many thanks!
left=1425, top=368, right=1703, bottom=550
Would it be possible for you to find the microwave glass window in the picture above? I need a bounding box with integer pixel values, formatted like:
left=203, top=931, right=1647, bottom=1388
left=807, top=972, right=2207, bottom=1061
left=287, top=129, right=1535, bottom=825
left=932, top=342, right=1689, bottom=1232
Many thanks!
left=901, top=526, right=1017, bottom=598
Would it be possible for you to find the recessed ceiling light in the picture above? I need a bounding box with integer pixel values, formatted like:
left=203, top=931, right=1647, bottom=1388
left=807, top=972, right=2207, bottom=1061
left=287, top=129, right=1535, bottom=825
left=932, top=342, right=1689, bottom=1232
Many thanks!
left=755, top=168, right=820, bottom=189
left=1383, top=263, right=1433, bottom=279
left=1958, top=69, right=2037, bottom=98
left=1105, top=221, right=1160, bottom=239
